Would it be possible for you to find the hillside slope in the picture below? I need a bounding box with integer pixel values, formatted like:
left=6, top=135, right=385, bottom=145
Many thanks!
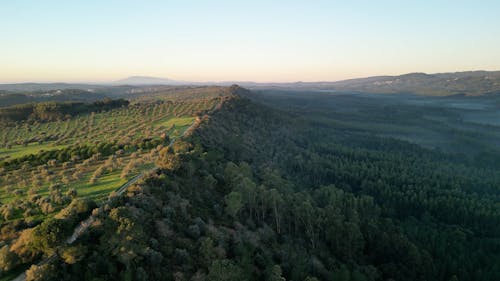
left=22, top=91, right=500, bottom=281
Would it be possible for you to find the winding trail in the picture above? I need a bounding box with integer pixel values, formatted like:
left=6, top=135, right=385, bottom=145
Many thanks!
left=10, top=98, right=222, bottom=281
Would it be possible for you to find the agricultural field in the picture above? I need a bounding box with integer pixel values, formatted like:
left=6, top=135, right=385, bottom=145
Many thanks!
left=0, top=97, right=219, bottom=248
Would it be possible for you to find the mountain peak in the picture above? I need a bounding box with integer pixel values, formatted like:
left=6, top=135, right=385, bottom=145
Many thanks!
left=113, top=76, right=180, bottom=85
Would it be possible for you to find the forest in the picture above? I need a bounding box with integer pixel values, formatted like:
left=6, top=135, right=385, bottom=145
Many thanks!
left=0, top=86, right=498, bottom=281
left=0, top=99, right=129, bottom=123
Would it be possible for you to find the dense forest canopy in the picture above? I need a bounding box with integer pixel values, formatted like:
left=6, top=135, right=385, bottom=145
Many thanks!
left=0, top=98, right=129, bottom=123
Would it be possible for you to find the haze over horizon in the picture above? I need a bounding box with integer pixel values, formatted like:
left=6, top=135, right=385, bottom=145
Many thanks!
left=1, top=0, right=500, bottom=83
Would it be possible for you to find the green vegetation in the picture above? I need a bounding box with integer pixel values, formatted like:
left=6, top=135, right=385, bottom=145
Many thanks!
left=270, top=71, right=500, bottom=96
left=1, top=86, right=499, bottom=281
left=0, top=89, right=224, bottom=279
left=250, top=90, right=500, bottom=158
left=0, top=89, right=109, bottom=108
left=9, top=90, right=495, bottom=281
left=0, top=143, right=68, bottom=162
left=0, top=98, right=129, bottom=123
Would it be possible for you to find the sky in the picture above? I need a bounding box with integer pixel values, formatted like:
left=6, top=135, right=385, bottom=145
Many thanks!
left=1, top=0, right=500, bottom=83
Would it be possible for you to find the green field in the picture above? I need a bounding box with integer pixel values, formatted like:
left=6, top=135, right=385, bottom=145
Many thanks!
left=0, top=114, right=198, bottom=217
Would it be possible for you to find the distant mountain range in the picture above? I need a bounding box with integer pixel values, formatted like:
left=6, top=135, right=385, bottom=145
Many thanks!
left=252, top=71, right=500, bottom=96
left=1, top=71, right=500, bottom=96
left=0, top=83, right=105, bottom=92
left=112, top=76, right=187, bottom=85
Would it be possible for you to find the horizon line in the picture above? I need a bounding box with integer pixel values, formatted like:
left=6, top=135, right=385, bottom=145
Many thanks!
left=1, top=69, right=499, bottom=86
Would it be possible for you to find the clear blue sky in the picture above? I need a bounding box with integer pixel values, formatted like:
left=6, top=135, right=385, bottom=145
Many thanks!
left=1, top=0, right=499, bottom=83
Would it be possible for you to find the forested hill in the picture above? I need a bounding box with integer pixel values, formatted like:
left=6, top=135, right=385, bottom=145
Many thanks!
left=23, top=90, right=500, bottom=281
left=332, top=71, right=500, bottom=96
left=251, top=71, right=500, bottom=96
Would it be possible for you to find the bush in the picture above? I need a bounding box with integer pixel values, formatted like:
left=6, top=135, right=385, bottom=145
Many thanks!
left=0, top=245, right=20, bottom=272
left=25, top=263, right=57, bottom=281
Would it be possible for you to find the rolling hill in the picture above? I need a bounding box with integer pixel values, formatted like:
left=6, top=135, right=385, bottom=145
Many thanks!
left=246, top=71, right=500, bottom=96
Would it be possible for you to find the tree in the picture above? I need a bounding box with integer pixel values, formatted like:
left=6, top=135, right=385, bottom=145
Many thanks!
left=207, top=259, right=247, bottom=281
left=269, top=265, right=286, bottom=281
left=31, top=218, right=70, bottom=255
left=268, top=189, right=283, bottom=234
left=10, top=228, right=39, bottom=263
left=172, top=140, right=192, bottom=154
left=238, top=177, right=258, bottom=219
left=199, top=238, right=217, bottom=267
left=333, top=265, right=350, bottom=281
left=89, top=175, right=98, bottom=184
left=25, top=263, right=57, bottom=281
left=55, top=198, right=96, bottom=221
left=47, top=159, right=57, bottom=167
left=225, top=191, right=243, bottom=218
left=66, top=188, right=77, bottom=198
left=61, top=175, right=70, bottom=185
left=156, top=147, right=181, bottom=170
left=120, top=159, right=141, bottom=179
left=0, top=245, right=20, bottom=272
left=61, top=245, right=87, bottom=264
left=1, top=204, right=14, bottom=220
